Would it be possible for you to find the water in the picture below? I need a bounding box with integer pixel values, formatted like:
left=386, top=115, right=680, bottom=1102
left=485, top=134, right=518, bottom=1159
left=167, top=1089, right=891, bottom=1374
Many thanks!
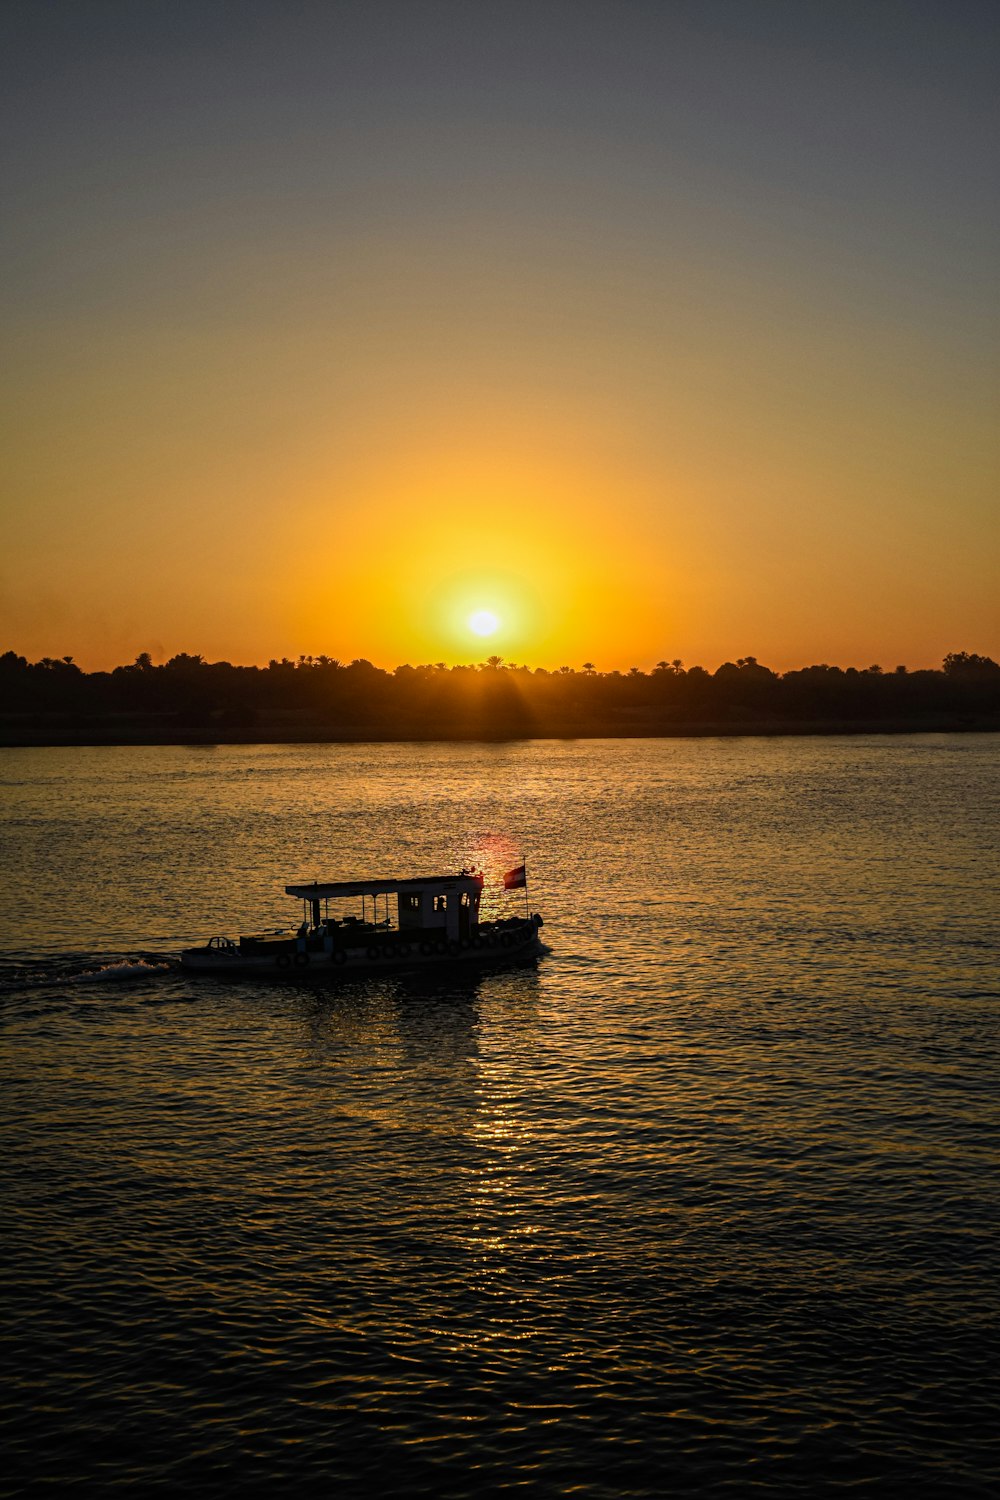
left=2, top=738, right=998, bottom=1497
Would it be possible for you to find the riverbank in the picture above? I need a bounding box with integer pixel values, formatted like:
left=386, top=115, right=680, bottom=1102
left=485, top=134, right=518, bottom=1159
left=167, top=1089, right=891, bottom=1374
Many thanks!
left=2, top=711, right=997, bottom=746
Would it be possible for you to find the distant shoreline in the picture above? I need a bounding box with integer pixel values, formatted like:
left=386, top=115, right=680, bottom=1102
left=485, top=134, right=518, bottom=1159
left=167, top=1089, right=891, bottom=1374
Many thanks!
left=5, top=652, right=997, bottom=747
left=2, top=714, right=997, bottom=747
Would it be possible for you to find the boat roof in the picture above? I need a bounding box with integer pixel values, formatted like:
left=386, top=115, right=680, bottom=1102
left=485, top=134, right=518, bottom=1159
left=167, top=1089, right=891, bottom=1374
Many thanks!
left=285, top=874, right=482, bottom=900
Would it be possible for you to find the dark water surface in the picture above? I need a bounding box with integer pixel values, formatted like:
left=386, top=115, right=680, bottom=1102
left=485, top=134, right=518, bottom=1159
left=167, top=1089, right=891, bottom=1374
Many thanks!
left=2, top=738, right=998, bottom=1498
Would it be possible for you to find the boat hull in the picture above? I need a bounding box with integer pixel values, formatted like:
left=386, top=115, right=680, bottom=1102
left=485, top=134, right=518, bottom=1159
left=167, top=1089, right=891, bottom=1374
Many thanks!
left=180, top=917, right=543, bottom=978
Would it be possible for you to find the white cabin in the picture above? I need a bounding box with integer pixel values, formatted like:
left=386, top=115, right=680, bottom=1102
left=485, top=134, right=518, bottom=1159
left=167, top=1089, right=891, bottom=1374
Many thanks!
left=284, top=873, right=484, bottom=945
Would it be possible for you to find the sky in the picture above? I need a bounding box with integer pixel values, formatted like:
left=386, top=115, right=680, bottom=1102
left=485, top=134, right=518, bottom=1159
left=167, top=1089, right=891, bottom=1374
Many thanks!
left=2, top=0, right=998, bottom=672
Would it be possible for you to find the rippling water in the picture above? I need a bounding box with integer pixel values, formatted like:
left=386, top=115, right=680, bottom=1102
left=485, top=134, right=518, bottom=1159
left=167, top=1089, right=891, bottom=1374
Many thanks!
left=2, top=738, right=998, bottom=1497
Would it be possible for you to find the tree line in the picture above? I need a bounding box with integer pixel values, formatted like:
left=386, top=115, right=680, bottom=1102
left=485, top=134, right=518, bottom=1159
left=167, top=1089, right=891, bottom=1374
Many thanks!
left=1, top=649, right=998, bottom=740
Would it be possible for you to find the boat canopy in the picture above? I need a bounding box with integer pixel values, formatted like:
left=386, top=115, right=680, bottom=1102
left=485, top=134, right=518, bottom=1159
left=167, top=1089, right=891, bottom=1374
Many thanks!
left=285, top=874, right=482, bottom=900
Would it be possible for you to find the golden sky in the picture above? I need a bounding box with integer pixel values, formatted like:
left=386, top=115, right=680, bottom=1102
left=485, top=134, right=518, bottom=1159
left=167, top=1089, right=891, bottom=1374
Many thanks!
left=2, top=1, right=998, bottom=672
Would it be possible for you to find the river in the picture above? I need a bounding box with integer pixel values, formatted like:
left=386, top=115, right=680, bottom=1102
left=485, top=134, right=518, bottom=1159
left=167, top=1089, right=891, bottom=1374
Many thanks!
left=2, top=736, right=998, bottom=1496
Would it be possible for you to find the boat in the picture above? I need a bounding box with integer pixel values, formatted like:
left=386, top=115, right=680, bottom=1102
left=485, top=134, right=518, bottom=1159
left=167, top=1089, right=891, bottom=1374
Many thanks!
left=179, top=864, right=544, bottom=976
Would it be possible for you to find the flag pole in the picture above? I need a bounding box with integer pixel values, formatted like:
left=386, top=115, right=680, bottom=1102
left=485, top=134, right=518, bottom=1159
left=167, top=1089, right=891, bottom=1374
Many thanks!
left=523, top=855, right=529, bottom=918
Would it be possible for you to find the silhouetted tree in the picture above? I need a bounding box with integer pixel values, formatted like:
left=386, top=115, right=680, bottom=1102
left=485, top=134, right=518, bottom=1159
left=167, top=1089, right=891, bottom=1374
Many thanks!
left=943, top=651, right=1000, bottom=677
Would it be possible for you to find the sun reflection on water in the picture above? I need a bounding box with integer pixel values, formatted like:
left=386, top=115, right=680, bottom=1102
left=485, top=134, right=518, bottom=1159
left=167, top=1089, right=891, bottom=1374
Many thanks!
left=466, top=1051, right=542, bottom=1323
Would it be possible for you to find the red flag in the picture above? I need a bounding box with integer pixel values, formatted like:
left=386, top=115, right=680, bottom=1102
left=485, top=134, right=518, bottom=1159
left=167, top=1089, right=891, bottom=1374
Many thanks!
left=503, top=864, right=526, bottom=890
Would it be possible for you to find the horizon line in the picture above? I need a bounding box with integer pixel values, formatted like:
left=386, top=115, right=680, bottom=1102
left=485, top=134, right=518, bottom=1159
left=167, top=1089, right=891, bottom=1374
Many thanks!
left=5, top=647, right=998, bottom=679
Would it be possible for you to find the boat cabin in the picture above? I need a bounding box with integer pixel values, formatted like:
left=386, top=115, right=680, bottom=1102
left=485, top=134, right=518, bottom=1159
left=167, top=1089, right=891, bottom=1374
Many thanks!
left=284, top=872, right=485, bottom=948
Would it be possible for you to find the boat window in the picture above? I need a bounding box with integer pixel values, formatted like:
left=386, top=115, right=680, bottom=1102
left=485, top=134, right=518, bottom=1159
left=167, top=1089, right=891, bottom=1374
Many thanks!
left=401, top=893, right=420, bottom=912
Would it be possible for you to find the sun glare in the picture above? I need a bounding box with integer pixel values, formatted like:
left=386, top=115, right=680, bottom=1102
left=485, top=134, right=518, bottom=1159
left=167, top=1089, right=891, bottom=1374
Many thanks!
left=469, top=610, right=500, bottom=637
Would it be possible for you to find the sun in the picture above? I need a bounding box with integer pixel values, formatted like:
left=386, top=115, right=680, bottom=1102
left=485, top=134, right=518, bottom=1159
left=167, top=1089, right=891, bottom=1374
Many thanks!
left=468, top=609, right=500, bottom=637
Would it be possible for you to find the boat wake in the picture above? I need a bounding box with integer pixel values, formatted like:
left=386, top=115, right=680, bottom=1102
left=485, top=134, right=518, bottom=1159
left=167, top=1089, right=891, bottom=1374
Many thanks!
left=67, top=958, right=175, bottom=984
left=0, top=954, right=176, bottom=995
